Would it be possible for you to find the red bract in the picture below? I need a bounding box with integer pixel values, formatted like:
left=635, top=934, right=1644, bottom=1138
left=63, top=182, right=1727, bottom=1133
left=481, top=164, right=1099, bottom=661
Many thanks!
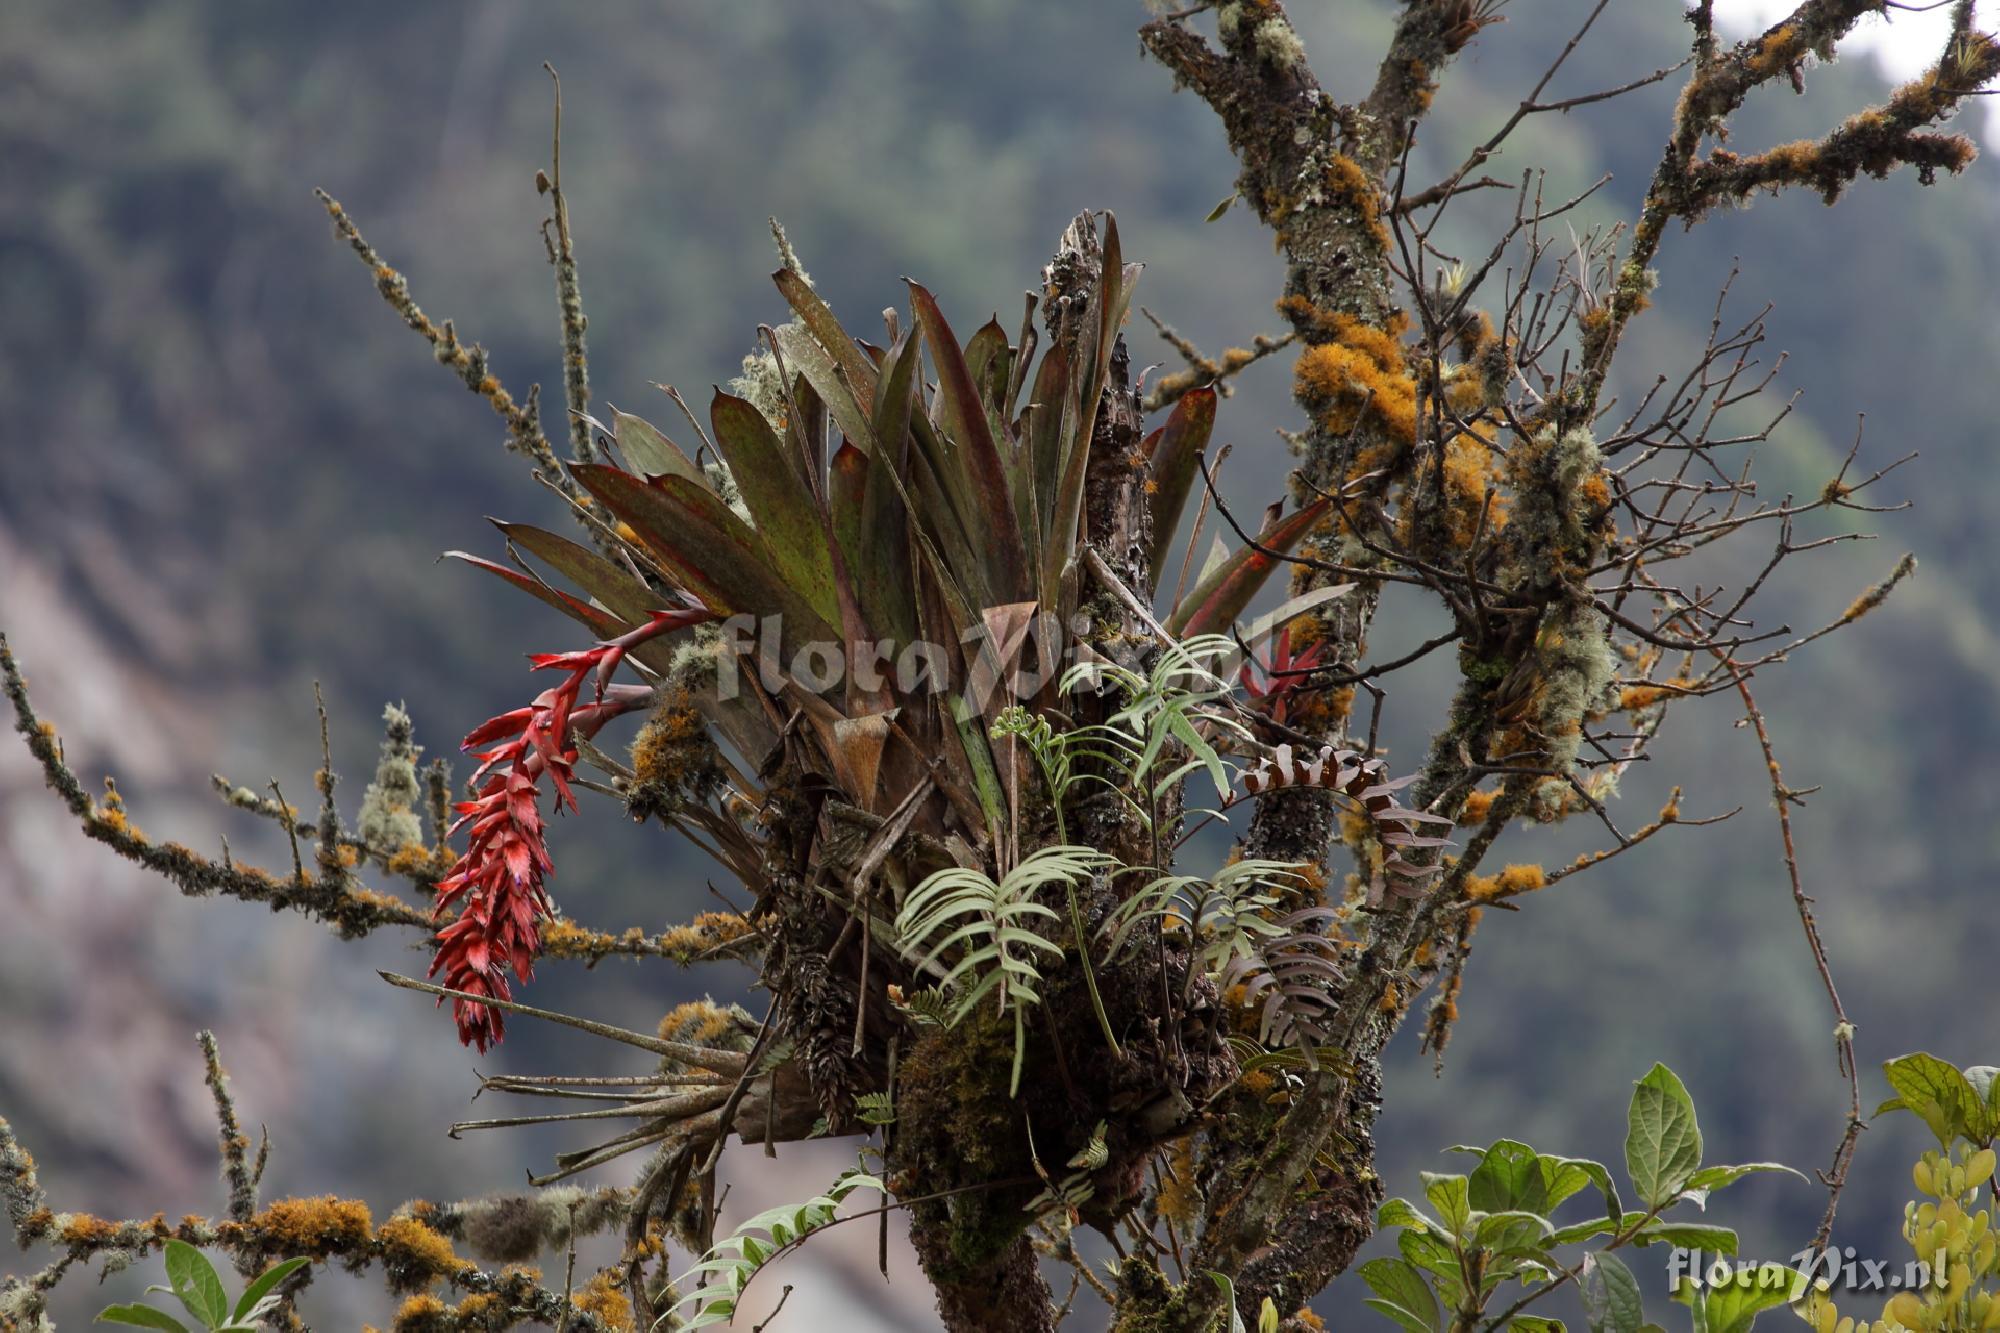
left=1240, top=626, right=1330, bottom=727
left=429, top=608, right=709, bottom=1050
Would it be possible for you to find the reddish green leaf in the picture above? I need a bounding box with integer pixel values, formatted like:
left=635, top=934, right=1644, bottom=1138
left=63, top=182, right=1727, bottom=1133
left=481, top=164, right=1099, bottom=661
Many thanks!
left=571, top=464, right=836, bottom=647
left=1145, top=387, right=1217, bottom=592
left=708, top=390, right=839, bottom=623
left=1166, top=496, right=1332, bottom=637
left=609, top=408, right=705, bottom=487
left=774, top=267, right=877, bottom=405
left=445, top=551, right=625, bottom=637
left=491, top=521, right=661, bottom=628
left=908, top=281, right=1030, bottom=603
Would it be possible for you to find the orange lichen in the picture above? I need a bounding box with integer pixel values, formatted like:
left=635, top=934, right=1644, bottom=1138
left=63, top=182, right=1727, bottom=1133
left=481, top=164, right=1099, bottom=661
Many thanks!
left=573, top=1272, right=635, bottom=1331
left=1619, top=676, right=1696, bottom=711
left=659, top=999, right=739, bottom=1045
left=1158, top=1138, right=1201, bottom=1230
left=1457, top=788, right=1498, bottom=826
left=1294, top=315, right=1419, bottom=448
left=253, top=1196, right=373, bottom=1258
left=452, top=1292, right=501, bottom=1322
left=1322, top=154, right=1391, bottom=250
left=1745, top=24, right=1804, bottom=79
left=385, top=844, right=434, bottom=877
left=391, top=1294, right=449, bottom=1333
left=1465, top=863, right=1548, bottom=902
left=1436, top=428, right=1509, bottom=550
left=1576, top=472, right=1611, bottom=514
left=377, top=1216, right=463, bottom=1292
left=57, top=1213, right=118, bottom=1245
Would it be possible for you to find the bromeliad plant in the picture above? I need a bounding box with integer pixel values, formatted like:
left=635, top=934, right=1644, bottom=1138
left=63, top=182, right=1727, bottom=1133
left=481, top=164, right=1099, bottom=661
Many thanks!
left=347, top=209, right=1444, bottom=1322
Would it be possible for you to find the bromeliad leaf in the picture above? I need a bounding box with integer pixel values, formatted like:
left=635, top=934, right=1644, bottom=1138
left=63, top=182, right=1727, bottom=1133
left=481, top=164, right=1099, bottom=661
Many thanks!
left=1144, top=386, right=1217, bottom=589
left=1165, top=495, right=1331, bottom=637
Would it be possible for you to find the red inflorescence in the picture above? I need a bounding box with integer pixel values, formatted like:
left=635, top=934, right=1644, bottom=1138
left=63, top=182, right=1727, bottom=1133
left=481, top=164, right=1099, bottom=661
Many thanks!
left=429, top=608, right=709, bottom=1049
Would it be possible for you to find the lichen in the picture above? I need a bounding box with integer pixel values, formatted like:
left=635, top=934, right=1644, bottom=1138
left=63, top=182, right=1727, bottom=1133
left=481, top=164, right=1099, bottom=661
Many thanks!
left=358, top=704, right=425, bottom=851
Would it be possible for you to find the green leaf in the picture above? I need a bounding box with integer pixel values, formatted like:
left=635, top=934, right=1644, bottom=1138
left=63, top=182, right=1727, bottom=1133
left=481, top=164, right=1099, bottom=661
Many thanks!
left=1166, top=496, right=1332, bottom=637
left=1682, top=1163, right=1807, bottom=1204
left=443, top=551, right=626, bottom=639
left=232, top=1257, right=310, bottom=1323
left=1380, top=1198, right=1443, bottom=1233
left=1422, top=1173, right=1472, bottom=1239
left=771, top=320, right=873, bottom=459
left=1144, top=387, right=1216, bottom=590
left=772, top=266, right=878, bottom=405
left=1399, top=1227, right=1464, bottom=1298
left=94, top=1306, right=193, bottom=1332
left=1206, top=192, right=1237, bottom=222
left=163, top=1241, right=228, bottom=1329
left=1581, top=1252, right=1645, bottom=1333
left=1512, top=1319, right=1566, bottom=1333
left=1700, top=1265, right=1807, bottom=1333
left=908, top=281, right=1031, bottom=604
left=1475, top=1210, right=1556, bottom=1255
left=1468, top=1139, right=1550, bottom=1215
left=1966, top=1067, right=2000, bottom=1141
left=1882, top=1052, right=1983, bottom=1146
left=1548, top=1156, right=1624, bottom=1221
left=1205, top=1272, right=1250, bottom=1333
left=571, top=464, right=836, bottom=649
left=1547, top=1216, right=1623, bottom=1248
left=1626, top=1064, right=1703, bottom=1208
left=1628, top=1222, right=1739, bottom=1254
left=490, top=521, right=674, bottom=657
left=1360, top=1257, right=1442, bottom=1333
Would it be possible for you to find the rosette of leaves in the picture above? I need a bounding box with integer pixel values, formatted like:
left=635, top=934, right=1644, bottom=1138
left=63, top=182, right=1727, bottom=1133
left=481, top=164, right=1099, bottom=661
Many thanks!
left=453, top=215, right=1325, bottom=843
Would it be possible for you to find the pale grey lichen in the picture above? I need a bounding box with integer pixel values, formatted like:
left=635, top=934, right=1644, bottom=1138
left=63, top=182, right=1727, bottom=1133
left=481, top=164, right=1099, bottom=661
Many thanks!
left=726, top=318, right=806, bottom=436
left=357, top=703, right=425, bottom=851
left=1253, top=18, right=1308, bottom=70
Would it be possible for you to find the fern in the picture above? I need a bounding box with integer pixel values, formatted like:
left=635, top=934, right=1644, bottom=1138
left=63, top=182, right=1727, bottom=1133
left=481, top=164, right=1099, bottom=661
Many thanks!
left=894, top=845, right=1114, bottom=1094
left=1221, top=906, right=1348, bottom=1056
left=665, top=1167, right=884, bottom=1329
left=1100, top=858, right=1305, bottom=970
left=1023, top=1120, right=1108, bottom=1226
left=1061, top=632, right=1252, bottom=813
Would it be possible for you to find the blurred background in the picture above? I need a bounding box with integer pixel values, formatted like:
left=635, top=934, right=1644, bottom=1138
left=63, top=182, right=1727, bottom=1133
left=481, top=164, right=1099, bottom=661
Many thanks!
left=3, top=1, right=1996, bottom=1327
